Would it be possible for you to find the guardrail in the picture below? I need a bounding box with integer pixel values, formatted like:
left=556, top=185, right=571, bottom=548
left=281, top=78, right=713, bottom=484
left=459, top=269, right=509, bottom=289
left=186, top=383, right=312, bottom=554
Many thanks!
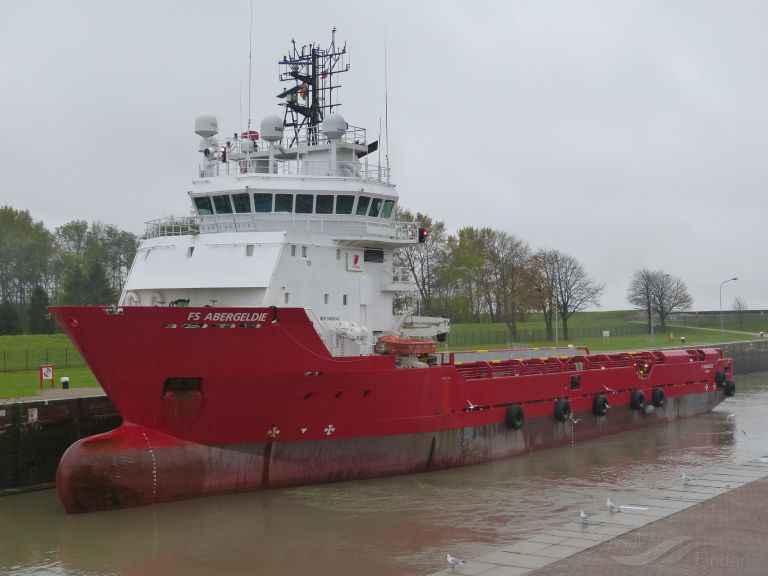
left=145, top=215, right=420, bottom=241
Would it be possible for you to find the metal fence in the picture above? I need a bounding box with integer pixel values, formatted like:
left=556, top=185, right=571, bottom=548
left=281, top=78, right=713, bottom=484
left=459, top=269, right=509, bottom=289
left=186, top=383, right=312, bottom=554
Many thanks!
left=0, top=348, right=86, bottom=372
left=447, top=324, right=648, bottom=347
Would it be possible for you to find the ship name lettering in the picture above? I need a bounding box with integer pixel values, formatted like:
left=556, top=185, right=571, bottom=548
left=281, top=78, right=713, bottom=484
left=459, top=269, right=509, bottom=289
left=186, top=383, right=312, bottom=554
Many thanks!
left=186, top=312, right=268, bottom=322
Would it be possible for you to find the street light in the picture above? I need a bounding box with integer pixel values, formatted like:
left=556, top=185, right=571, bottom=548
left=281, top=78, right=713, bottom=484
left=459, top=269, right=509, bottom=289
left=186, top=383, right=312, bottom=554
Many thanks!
left=719, top=277, right=738, bottom=337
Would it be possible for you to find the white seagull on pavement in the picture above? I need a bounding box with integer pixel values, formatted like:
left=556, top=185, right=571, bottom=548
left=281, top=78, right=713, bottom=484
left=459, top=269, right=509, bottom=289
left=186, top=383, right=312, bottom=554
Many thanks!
left=446, top=554, right=465, bottom=570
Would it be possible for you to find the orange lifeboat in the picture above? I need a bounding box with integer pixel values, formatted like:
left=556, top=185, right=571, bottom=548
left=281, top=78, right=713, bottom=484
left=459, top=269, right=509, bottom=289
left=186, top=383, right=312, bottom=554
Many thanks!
left=377, top=336, right=437, bottom=356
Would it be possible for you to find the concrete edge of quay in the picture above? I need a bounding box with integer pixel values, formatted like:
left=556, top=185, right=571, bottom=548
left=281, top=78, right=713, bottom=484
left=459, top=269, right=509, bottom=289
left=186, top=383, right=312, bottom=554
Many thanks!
left=428, top=458, right=768, bottom=576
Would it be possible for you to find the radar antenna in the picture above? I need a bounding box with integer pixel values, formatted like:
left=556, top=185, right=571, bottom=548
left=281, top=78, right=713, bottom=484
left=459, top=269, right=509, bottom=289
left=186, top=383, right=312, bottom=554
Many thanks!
left=277, top=27, right=349, bottom=147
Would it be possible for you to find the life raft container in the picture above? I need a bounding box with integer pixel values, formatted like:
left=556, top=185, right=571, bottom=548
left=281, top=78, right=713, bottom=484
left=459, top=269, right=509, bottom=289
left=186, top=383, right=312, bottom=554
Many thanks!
left=377, top=336, right=437, bottom=356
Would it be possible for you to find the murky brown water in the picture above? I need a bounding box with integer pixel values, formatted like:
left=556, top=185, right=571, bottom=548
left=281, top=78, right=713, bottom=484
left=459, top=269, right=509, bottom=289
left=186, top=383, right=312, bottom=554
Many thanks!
left=2, top=372, right=767, bottom=576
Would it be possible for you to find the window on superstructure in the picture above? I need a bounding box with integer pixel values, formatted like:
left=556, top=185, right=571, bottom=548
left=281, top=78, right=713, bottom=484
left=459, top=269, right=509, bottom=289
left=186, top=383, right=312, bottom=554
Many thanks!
left=364, top=249, right=384, bottom=263
left=291, top=245, right=296, bottom=257
left=368, top=198, right=382, bottom=217
left=316, top=195, right=333, bottom=214
left=381, top=200, right=395, bottom=219
left=253, top=193, right=273, bottom=212
left=301, top=246, right=307, bottom=258
left=284, top=292, right=290, bottom=304
left=296, top=194, right=314, bottom=214
left=246, top=245, right=254, bottom=256
left=324, top=294, right=329, bottom=304
left=336, top=248, right=341, bottom=260
left=194, top=197, right=214, bottom=216
left=343, top=294, right=348, bottom=305
left=212, top=195, right=233, bottom=214
left=275, top=194, right=293, bottom=213
left=232, top=193, right=251, bottom=213
left=356, top=196, right=371, bottom=216
left=336, top=195, right=354, bottom=214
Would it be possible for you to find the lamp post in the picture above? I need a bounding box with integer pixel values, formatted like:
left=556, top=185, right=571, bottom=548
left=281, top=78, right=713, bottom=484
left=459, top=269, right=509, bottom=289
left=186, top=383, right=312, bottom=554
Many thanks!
left=719, top=277, right=738, bottom=337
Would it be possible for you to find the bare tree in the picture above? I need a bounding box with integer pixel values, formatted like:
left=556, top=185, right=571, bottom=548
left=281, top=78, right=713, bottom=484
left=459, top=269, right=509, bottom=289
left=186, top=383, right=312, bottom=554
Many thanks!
left=732, top=296, right=748, bottom=329
left=395, top=210, right=448, bottom=316
left=529, top=249, right=558, bottom=340
left=652, top=274, right=693, bottom=330
left=627, top=268, right=656, bottom=334
left=488, top=230, right=531, bottom=340
left=546, top=250, right=603, bottom=340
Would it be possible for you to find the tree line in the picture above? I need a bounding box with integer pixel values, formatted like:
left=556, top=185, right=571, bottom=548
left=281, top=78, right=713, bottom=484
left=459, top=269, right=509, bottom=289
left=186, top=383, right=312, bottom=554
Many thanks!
left=396, top=211, right=604, bottom=340
left=0, top=206, right=138, bottom=334
left=396, top=211, right=699, bottom=339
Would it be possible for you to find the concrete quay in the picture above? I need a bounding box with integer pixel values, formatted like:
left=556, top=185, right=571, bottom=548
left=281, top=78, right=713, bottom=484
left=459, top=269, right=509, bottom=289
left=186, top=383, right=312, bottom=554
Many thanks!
left=432, top=459, right=768, bottom=576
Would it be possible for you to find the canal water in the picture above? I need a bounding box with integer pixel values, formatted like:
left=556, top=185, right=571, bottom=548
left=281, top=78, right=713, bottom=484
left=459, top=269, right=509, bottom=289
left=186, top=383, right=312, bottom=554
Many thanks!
left=2, top=371, right=767, bottom=576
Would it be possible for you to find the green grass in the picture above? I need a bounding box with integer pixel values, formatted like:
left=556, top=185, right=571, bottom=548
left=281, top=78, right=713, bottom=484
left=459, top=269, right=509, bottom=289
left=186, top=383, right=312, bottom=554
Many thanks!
left=0, top=367, right=100, bottom=399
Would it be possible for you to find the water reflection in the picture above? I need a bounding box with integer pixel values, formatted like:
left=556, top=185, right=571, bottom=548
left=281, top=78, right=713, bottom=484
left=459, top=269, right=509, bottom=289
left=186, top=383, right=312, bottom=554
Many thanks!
left=1, top=372, right=766, bottom=576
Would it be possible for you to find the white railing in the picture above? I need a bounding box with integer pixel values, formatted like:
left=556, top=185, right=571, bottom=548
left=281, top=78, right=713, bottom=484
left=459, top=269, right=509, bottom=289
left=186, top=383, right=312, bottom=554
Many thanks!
left=198, top=155, right=390, bottom=183
left=145, top=214, right=419, bottom=241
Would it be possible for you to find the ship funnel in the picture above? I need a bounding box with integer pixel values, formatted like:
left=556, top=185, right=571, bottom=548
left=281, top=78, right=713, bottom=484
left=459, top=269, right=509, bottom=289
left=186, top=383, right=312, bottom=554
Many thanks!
left=260, top=115, right=284, bottom=142
left=194, top=113, right=218, bottom=138
left=322, top=114, right=347, bottom=140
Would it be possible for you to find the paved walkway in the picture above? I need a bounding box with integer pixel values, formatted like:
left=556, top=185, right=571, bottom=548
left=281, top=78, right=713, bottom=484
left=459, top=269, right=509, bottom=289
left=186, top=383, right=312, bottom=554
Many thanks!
left=431, top=459, right=768, bottom=576
left=0, top=387, right=105, bottom=405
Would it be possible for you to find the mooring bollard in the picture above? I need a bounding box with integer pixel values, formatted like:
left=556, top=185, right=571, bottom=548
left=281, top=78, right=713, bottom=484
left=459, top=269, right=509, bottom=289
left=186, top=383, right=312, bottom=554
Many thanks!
left=61, top=376, right=70, bottom=390
left=680, top=336, right=686, bottom=344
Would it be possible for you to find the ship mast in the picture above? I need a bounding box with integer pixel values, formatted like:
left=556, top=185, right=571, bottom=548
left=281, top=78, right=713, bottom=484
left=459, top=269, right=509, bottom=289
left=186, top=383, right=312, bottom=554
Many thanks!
left=277, top=27, right=349, bottom=147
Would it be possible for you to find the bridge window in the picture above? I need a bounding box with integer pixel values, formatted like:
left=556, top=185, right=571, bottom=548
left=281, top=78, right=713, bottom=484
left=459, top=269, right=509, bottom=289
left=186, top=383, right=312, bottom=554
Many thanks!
left=212, top=195, right=233, bottom=214
left=364, top=249, right=384, bottom=263
left=316, top=195, right=333, bottom=214
left=253, top=193, right=273, bottom=212
left=343, top=294, right=348, bottom=305
left=381, top=200, right=395, bottom=219
left=232, top=193, right=251, bottom=213
left=336, top=195, right=354, bottom=214
left=275, top=194, right=293, bottom=213
left=356, top=196, right=371, bottom=216
left=368, top=198, right=382, bottom=217
left=324, top=294, right=329, bottom=304
left=284, top=292, right=290, bottom=304
left=194, top=197, right=213, bottom=215
left=296, top=194, right=314, bottom=214
left=246, top=244, right=254, bottom=256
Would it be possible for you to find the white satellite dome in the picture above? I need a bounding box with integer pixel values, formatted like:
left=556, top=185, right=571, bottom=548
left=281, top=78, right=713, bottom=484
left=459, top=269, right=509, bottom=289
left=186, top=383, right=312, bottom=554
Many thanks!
left=194, top=113, right=218, bottom=138
left=322, top=114, right=347, bottom=140
left=260, top=115, right=284, bottom=141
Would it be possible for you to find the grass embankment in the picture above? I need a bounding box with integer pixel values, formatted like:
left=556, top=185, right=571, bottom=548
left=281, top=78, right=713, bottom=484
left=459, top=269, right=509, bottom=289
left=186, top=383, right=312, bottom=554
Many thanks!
left=1, top=311, right=763, bottom=399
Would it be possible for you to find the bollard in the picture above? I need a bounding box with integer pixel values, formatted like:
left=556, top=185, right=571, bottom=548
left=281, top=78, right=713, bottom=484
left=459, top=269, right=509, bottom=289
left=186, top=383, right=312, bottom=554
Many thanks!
left=680, top=336, right=686, bottom=344
left=61, top=376, right=70, bottom=390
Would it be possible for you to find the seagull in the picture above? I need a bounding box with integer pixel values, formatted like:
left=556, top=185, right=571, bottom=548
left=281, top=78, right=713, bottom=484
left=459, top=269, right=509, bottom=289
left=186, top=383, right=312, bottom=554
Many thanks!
left=579, top=510, right=590, bottom=524
left=466, top=400, right=478, bottom=410
left=446, top=554, right=465, bottom=570
left=602, top=384, right=616, bottom=393
left=681, top=473, right=693, bottom=484
left=726, top=413, right=736, bottom=420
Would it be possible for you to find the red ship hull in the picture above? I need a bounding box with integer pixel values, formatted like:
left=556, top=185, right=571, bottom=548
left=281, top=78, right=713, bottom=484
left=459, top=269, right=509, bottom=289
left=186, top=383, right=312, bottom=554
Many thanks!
left=50, top=306, right=733, bottom=513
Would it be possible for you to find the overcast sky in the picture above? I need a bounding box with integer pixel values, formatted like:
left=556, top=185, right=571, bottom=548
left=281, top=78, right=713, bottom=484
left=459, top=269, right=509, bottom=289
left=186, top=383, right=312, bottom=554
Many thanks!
left=2, top=1, right=766, bottom=311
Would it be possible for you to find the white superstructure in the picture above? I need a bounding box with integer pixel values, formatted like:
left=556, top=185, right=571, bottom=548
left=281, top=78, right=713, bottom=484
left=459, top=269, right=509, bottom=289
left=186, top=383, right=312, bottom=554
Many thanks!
left=119, top=34, right=448, bottom=356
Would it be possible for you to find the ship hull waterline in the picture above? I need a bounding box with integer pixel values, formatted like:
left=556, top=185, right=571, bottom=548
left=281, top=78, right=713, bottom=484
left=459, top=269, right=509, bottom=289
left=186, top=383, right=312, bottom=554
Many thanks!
left=57, top=390, right=724, bottom=513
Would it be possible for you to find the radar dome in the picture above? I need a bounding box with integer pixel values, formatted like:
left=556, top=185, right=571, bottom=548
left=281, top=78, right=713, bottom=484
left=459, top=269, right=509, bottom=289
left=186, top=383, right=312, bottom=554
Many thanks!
left=194, top=113, right=218, bottom=138
left=322, top=114, right=347, bottom=140
left=260, top=115, right=284, bottom=141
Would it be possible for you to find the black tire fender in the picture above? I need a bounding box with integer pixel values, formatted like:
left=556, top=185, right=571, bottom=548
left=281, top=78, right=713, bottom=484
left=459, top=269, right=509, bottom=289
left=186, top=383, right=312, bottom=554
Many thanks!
left=554, top=398, right=572, bottom=422
left=715, top=371, right=727, bottom=388
left=652, top=386, right=665, bottom=408
left=630, top=389, right=645, bottom=410
left=724, top=380, right=736, bottom=397
left=505, top=404, right=525, bottom=429
left=593, top=394, right=609, bottom=416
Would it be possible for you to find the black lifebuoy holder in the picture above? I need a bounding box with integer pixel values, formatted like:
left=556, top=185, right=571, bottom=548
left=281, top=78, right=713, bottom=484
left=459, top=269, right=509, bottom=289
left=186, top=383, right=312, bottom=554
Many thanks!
left=724, top=380, right=736, bottom=397
left=652, top=386, right=665, bottom=407
left=593, top=394, right=609, bottom=416
left=554, top=398, right=572, bottom=422
left=505, top=404, right=525, bottom=429
left=630, top=389, right=645, bottom=410
left=715, top=371, right=727, bottom=388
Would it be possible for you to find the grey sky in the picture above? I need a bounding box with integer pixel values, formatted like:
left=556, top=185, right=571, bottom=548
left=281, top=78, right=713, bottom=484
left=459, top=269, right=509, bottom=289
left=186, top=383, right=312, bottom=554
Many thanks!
left=2, top=1, right=766, bottom=311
